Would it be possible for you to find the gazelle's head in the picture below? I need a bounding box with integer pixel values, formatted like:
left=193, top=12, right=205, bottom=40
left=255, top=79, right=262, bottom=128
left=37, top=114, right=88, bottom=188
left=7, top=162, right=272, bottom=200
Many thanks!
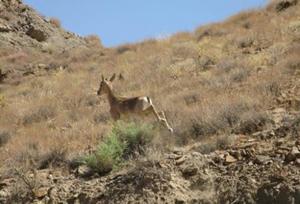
left=97, top=74, right=116, bottom=96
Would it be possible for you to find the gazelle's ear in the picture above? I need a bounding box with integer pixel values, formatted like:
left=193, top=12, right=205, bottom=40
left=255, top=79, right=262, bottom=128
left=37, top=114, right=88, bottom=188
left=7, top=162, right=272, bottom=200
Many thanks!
left=109, top=73, right=116, bottom=82
left=101, top=75, right=104, bottom=81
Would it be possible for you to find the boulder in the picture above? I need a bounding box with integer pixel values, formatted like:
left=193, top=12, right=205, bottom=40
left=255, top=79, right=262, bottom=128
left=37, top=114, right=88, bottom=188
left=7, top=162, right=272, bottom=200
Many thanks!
left=225, top=154, right=237, bottom=164
left=26, top=26, right=48, bottom=42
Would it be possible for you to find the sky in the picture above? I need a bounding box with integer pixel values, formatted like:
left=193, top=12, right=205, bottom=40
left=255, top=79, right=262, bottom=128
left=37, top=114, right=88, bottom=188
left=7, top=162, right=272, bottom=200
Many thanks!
left=23, top=0, right=267, bottom=47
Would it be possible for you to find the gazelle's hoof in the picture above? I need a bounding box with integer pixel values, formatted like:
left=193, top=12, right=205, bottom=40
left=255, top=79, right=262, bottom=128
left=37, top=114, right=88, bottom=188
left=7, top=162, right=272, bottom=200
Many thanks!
left=168, top=128, right=174, bottom=133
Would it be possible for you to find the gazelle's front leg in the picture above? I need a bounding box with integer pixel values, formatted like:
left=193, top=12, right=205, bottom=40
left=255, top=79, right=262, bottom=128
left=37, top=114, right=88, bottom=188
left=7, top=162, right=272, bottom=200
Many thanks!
left=110, top=109, right=120, bottom=121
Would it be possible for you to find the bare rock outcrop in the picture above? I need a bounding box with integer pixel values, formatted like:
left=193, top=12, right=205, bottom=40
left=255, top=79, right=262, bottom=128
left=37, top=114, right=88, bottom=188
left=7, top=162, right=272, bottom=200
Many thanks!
left=0, top=0, right=86, bottom=51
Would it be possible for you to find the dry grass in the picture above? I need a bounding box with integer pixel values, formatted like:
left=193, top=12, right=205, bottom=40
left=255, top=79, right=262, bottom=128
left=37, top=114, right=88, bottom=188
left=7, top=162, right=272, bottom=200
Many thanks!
left=84, top=35, right=103, bottom=48
left=0, top=1, right=299, bottom=175
left=49, top=17, right=61, bottom=28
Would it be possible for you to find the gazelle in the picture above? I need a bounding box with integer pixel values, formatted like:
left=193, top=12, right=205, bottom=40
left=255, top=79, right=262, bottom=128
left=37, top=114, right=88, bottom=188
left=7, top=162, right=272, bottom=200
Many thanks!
left=97, top=74, right=173, bottom=133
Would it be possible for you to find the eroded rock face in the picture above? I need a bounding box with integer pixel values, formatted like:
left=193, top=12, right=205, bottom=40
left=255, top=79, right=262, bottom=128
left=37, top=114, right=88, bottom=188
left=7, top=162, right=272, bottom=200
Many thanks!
left=0, top=0, right=86, bottom=50
left=26, top=26, right=47, bottom=42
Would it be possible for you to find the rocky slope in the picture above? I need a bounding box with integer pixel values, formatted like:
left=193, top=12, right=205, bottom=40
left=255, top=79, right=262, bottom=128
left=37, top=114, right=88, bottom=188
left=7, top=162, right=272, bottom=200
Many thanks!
left=1, top=99, right=299, bottom=203
left=1, top=71, right=300, bottom=203
left=0, top=0, right=86, bottom=51
left=0, top=0, right=95, bottom=86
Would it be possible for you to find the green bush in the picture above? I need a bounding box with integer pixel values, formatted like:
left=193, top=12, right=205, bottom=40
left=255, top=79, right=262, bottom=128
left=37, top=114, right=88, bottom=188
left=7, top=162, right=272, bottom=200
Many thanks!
left=84, top=121, right=154, bottom=175
left=113, top=121, right=154, bottom=157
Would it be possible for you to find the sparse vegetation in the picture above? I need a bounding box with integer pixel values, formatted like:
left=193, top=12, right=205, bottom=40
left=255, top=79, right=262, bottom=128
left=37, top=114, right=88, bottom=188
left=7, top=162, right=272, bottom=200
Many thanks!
left=83, top=121, right=154, bottom=174
left=0, top=131, right=11, bottom=147
left=84, top=35, right=103, bottom=48
left=49, top=17, right=61, bottom=28
left=23, top=105, right=56, bottom=125
left=1, top=0, right=300, bottom=202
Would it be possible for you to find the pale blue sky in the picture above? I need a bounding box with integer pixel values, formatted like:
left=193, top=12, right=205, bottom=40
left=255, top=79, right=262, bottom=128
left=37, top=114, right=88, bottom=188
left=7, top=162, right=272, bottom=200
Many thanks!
left=23, top=0, right=267, bottom=47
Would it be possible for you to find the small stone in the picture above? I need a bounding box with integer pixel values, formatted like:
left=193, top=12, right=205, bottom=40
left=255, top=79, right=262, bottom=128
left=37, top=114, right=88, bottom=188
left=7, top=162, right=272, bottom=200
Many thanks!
left=175, top=157, right=186, bottom=165
left=225, top=154, right=237, bottom=164
left=296, top=158, right=300, bottom=166
left=38, top=64, right=47, bottom=69
left=291, top=146, right=300, bottom=156
left=255, top=155, right=271, bottom=165
left=34, top=187, right=49, bottom=198
left=0, top=190, right=9, bottom=198
left=286, top=147, right=300, bottom=162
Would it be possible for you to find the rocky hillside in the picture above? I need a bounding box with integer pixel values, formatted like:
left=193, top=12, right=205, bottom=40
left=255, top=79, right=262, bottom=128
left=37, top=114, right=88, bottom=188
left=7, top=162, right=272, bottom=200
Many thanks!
left=0, top=0, right=103, bottom=87
left=0, top=0, right=86, bottom=50
left=0, top=0, right=300, bottom=203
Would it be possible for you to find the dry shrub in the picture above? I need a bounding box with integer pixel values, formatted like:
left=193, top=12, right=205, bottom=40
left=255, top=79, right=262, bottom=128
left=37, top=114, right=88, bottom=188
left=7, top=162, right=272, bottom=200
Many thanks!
left=0, top=94, right=5, bottom=107
left=0, top=10, right=14, bottom=21
left=5, top=51, right=28, bottom=63
left=85, top=35, right=102, bottom=48
left=216, top=57, right=237, bottom=73
left=23, top=105, right=56, bottom=125
left=0, top=131, right=11, bottom=147
left=195, top=23, right=227, bottom=41
left=8, top=168, right=37, bottom=203
left=172, top=93, right=261, bottom=142
left=14, top=142, right=40, bottom=169
left=225, top=9, right=260, bottom=28
left=283, top=55, right=300, bottom=73
left=172, top=42, right=198, bottom=60
left=235, top=35, right=254, bottom=48
left=38, top=147, right=67, bottom=169
left=115, top=44, right=136, bottom=54
left=197, top=55, right=215, bottom=71
left=229, top=67, right=251, bottom=83
left=279, top=43, right=300, bottom=73
left=168, top=31, right=195, bottom=43
left=193, top=134, right=236, bottom=154
left=235, top=111, right=270, bottom=134
left=259, top=80, right=281, bottom=98
left=266, top=0, right=298, bottom=12
left=49, top=17, right=61, bottom=28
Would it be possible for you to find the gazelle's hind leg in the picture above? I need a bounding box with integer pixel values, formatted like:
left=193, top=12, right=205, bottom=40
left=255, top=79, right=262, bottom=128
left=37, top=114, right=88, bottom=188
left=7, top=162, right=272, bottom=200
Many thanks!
left=147, top=104, right=163, bottom=122
left=143, top=97, right=174, bottom=133
left=158, top=111, right=173, bottom=133
left=148, top=105, right=173, bottom=133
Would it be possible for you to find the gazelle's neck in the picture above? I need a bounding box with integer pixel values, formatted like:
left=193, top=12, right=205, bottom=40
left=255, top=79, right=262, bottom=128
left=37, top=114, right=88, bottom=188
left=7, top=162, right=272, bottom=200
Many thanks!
left=106, top=85, right=117, bottom=105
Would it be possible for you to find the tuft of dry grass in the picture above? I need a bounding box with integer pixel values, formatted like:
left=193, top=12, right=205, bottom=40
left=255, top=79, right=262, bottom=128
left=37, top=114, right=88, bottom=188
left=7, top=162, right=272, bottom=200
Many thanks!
left=0, top=131, right=11, bottom=147
left=49, top=17, right=61, bottom=28
left=84, top=35, right=103, bottom=48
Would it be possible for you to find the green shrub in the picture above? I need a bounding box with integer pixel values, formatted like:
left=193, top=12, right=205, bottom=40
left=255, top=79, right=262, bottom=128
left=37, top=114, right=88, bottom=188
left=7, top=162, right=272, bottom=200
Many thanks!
left=113, top=121, right=154, bottom=157
left=84, top=133, right=125, bottom=174
left=84, top=121, right=154, bottom=175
